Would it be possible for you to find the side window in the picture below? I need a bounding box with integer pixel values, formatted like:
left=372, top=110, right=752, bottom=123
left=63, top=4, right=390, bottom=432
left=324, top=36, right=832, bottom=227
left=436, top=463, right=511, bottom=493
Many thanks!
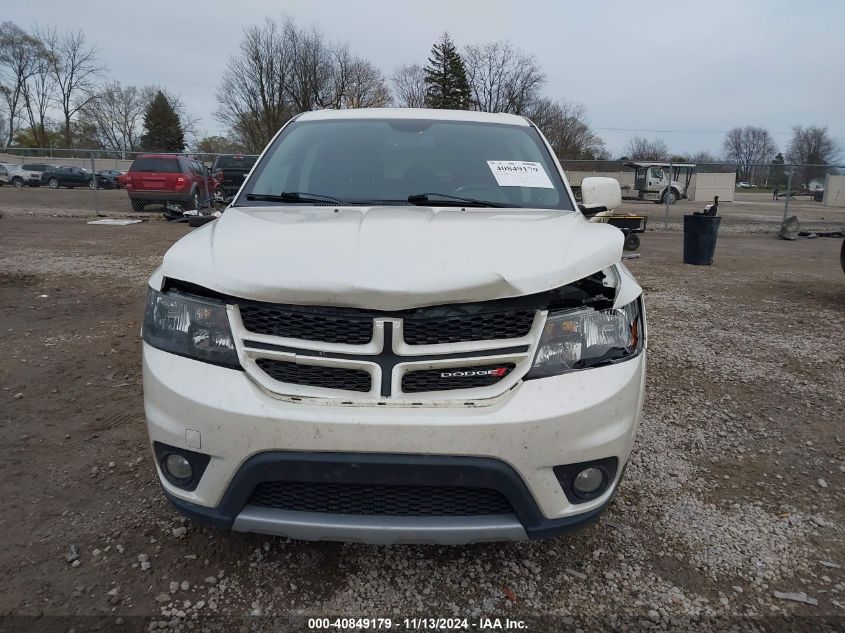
left=650, top=167, right=664, bottom=180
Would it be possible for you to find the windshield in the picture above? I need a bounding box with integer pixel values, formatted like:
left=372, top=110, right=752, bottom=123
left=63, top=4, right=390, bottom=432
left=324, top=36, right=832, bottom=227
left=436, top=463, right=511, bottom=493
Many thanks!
left=238, top=119, right=573, bottom=211
left=214, top=155, right=257, bottom=169
left=130, top=157, right=181, bottom=173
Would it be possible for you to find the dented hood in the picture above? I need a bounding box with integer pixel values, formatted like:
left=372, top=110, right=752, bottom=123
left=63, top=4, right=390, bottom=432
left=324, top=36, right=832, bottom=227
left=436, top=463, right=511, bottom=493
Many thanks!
left=160, top=206, right=623, bottom=310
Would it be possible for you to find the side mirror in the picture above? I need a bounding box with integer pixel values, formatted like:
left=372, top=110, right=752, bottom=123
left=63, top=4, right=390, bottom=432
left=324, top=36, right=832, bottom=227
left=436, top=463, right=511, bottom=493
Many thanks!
left=580, top=177, right=622, bottom=214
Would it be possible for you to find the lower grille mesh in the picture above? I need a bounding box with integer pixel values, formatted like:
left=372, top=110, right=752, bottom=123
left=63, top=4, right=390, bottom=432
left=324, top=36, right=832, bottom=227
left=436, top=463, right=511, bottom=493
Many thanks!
left=248, top=481, right=513, bottom=516
left=256, top=359, right=371, bottom=393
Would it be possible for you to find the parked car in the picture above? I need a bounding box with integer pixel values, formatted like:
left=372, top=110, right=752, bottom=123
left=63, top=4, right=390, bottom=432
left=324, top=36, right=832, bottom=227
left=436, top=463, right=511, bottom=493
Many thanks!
left=142, top=108, right=647, bottom=544
left=40, top=166, right=112, bottom=189
left=8, top=163, right=55, bottom=187
left=211, top=154, right=258, bottom=201
left=125, top=155, right=217, bottom=212
left=96, top=169, right=125, bottom=189
left=737, top=181, right=751, bottom=188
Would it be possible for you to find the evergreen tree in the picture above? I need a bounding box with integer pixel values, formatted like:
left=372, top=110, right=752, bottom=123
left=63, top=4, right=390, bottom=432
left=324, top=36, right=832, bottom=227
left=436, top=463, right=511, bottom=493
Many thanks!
left=770, top=152, right=785, bottom=187
left=423, top=33, right=470, bottom=109
left=140, top=91, right=185, bottom=152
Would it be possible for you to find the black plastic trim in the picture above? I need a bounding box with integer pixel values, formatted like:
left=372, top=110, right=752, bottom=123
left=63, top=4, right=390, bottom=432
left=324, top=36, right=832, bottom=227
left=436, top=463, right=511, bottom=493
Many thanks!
left=553, top=457, right=619, bottom=504
left=153, top=442, right=211, bottom=492
left=160, top=451, right=620, bottom=539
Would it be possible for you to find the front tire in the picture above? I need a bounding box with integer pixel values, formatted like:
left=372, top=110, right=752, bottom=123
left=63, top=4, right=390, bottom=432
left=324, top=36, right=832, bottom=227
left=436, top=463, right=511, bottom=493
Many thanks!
left=661, top=189, right=678, bottom=205
left=48, top=178, right=59, bottom=189
left=12, top=177, right=24, bottom=188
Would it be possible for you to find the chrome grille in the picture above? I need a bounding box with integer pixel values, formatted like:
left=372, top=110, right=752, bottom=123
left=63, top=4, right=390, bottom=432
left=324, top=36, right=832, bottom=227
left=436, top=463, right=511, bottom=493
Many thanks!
left=236, top=301, right=540, bottom=401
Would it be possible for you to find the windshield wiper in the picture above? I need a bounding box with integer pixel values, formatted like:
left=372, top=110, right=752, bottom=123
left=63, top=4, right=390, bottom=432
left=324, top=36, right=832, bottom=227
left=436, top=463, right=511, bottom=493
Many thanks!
left=245, top=191, right=345, bottom=204
left=407, top=192, right=514, bottom=208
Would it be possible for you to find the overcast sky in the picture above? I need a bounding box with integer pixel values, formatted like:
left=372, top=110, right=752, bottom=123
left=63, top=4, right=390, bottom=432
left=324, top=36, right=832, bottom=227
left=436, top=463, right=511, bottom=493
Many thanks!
left=5, top=0, right=844, bottom=158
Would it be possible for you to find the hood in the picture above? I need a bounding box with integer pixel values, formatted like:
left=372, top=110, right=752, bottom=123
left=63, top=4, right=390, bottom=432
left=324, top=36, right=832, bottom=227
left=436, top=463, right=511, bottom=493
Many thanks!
left=160, top=206, right=623, bottom=311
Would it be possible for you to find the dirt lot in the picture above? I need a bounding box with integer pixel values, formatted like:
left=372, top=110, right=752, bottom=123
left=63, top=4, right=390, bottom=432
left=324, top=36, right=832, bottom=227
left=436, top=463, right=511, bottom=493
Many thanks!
left=0, top=215, right=843, bottom=632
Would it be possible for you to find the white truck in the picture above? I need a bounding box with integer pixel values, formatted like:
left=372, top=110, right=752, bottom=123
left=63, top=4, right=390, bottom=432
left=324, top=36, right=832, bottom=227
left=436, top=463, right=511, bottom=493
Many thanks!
left=142, top=108, right=647, bottom=544
left=623, top=162, right=694, bottom=204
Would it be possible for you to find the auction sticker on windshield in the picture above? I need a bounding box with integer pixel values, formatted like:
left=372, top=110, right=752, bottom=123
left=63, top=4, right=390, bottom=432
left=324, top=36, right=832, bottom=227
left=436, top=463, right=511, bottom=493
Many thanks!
left=487, top=160, right=554, bottom=188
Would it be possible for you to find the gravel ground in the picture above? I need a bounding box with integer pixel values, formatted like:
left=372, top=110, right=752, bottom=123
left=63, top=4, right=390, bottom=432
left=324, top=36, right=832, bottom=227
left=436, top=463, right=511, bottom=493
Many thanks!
left=0, top=215, right=843, bottom=632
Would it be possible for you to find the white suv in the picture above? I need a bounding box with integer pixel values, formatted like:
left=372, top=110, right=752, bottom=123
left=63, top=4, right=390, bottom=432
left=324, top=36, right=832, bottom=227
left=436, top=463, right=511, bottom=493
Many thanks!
left=8, top=162, right=54, bottom=187
left=142, top=108, right=646, bottom=544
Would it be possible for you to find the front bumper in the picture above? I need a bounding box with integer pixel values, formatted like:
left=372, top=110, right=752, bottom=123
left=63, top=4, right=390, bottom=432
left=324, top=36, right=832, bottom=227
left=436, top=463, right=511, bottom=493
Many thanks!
left=143, top=343, right=645, bottom=543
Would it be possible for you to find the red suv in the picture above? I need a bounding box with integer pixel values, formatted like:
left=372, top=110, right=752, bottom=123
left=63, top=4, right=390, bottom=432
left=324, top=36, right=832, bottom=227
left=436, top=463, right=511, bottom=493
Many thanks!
left=125, top=155, right=217, bottom=212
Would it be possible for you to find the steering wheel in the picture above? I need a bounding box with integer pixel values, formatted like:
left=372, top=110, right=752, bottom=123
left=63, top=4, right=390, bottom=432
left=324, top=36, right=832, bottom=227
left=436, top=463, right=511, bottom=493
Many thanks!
left=452, top=184, right=509, bottom=203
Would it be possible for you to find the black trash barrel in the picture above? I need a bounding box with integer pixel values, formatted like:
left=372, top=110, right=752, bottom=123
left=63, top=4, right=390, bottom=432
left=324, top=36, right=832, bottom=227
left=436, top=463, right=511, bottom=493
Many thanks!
left=683, top=215, right=721, bottom=265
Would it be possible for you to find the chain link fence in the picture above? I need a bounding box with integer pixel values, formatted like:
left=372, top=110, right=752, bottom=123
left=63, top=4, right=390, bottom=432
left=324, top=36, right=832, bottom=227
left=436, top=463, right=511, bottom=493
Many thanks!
left=0, top=147, right=258, bottom=218
left=1, top=148, right=843, bottom=234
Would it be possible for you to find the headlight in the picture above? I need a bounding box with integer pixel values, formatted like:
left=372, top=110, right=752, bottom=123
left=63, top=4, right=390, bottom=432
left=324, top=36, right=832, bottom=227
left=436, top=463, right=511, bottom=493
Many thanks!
left=527, top=298, right=643, bottom=378
left=142, top=288, right=240, bottom=368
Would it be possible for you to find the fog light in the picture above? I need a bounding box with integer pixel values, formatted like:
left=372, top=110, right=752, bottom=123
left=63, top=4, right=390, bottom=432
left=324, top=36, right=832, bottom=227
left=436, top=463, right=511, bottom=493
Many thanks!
left=573, top=467, right=604, bottom=496
left=163, top=453, right=192, bottom=482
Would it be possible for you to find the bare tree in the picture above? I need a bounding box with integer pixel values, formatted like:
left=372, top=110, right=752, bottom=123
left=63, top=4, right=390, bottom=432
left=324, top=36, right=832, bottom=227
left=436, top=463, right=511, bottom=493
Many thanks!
left=528, top=98, right=606, bottom=160
left=0, top=22, right=41, bottom=146
left=317, top=44, right=390, bottom=109
left=721, top=126, right=776, bottom=182
left=216, top=16, right=389, bottom=151
left=689, top=150, right=717, bottom=165
left=786, top=125, right=841, bottom=186
left=21, top=50, right=53, bottom=148
left=624, top=136, right=669, bottom=161
left=391, top=64, right=426, bottom=108
left=82, top=81, right=145, bottom=152
left=194, top=134, right=246, bottom=155
left=340, top=57, right=390, bottom=108
left=283, top=18, right=346, bottom=111
left=35, top=26, right=103, bottom=147
left=215, top=18, right=296, bottom=152
left=463, top=41, right=544, bottom=114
